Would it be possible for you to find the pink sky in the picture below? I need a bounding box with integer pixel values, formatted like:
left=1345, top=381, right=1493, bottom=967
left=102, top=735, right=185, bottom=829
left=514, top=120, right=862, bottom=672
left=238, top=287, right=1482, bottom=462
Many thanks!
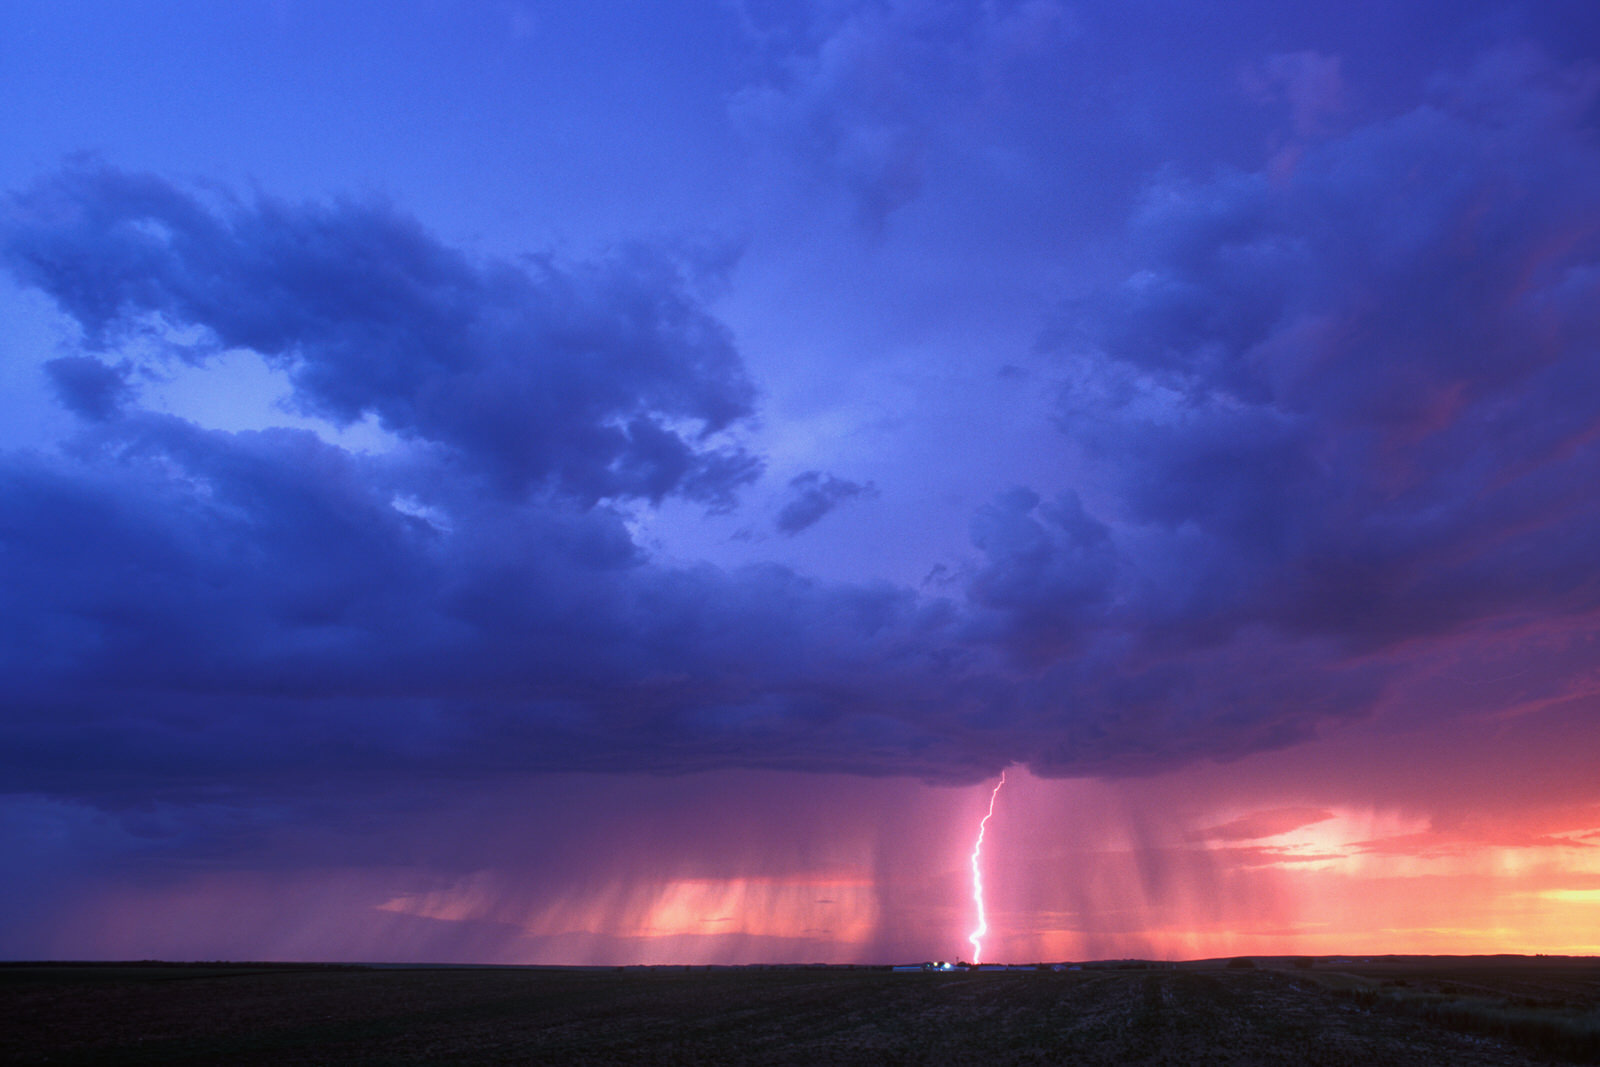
left=47, top=687, right=1600, bottom=964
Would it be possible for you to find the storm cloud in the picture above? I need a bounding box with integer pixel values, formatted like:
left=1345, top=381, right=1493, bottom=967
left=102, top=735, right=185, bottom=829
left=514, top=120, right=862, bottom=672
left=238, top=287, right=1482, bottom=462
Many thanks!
left=3, top=166, right=761, bottom=506
left=0, top=168, right=996, bottom=810
left=1042, top=45, right=1600, bottom=652
left=3, top=41, right=1599, bottom=809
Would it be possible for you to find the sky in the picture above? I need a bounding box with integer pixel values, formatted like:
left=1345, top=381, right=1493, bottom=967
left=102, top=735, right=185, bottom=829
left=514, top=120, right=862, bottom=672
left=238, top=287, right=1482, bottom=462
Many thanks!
left=2, top=0, right=1600, bottom=964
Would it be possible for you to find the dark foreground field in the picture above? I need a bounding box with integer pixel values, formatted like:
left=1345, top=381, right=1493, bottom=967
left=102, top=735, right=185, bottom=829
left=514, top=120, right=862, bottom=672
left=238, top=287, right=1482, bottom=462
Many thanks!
left=4, top=957, right=1598, bottom=1065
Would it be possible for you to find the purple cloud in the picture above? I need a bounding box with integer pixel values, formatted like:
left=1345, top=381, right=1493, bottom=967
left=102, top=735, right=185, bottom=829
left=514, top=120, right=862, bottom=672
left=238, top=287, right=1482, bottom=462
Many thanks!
left=985, top=45, right=1600, bottom=774
left=3, top=166, right=761, bottom=507
left=4, top=40, right=1600, bottom=815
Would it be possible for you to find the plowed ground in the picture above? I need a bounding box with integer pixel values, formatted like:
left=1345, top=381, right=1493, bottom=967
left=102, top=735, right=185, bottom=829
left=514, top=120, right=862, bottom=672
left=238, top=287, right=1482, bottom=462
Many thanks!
left=4, top=961, right=1596, bottom=1065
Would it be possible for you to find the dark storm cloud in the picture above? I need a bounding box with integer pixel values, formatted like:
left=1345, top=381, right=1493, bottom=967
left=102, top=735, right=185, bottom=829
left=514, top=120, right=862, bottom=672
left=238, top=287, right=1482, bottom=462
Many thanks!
left=0, top=172, right=1008, bottom=805
left=775, top=470, right=876, bottom=534
left=2, top=165, right=760, bottom=507
left=966, top=488, right=1116, bottom=665
left=0, top=412, right=988, bottom=803
left=995, top=44, right=1600, bottom=772
left=4, top=33, right=1600, bottom=821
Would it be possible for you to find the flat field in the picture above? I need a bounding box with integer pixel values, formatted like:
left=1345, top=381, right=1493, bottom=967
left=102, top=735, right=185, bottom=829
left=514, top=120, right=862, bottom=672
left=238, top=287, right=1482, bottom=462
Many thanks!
left=4, top=957, right=1598, bottom=1065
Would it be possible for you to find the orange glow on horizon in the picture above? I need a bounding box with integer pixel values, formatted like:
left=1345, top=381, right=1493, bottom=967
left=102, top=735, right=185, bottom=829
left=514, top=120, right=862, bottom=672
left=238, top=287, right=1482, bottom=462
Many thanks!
left=377, top=870, right=880, bottom=961
left=52, top=759, right=1600, bottom=966
left=971, top=768, right=1600, bottom=963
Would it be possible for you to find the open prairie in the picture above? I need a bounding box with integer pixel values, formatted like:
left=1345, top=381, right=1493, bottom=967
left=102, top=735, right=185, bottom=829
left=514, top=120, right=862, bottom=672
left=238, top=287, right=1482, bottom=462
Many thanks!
left=4, top=957, right=1598, bottom=1065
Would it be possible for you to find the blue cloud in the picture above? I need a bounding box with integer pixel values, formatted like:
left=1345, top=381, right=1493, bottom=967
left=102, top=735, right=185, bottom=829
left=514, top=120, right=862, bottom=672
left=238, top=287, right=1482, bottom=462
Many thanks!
left=4, top=37, right=1599, bottom=811
left=775, top=470, right=876, bottom=534
left=3, top=166, right=761, bottom=507
left=1035, top=44, right=1600, bottom=662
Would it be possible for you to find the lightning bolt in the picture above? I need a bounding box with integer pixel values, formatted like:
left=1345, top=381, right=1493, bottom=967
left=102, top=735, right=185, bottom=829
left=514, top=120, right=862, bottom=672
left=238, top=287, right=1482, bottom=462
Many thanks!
left=967, top=769, right=1006, bottom=966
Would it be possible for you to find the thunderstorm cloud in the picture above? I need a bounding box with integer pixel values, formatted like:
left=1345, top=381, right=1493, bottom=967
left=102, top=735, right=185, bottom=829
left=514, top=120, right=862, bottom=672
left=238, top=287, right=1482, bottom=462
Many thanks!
left=5, top=42, right=1600, bottom=803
